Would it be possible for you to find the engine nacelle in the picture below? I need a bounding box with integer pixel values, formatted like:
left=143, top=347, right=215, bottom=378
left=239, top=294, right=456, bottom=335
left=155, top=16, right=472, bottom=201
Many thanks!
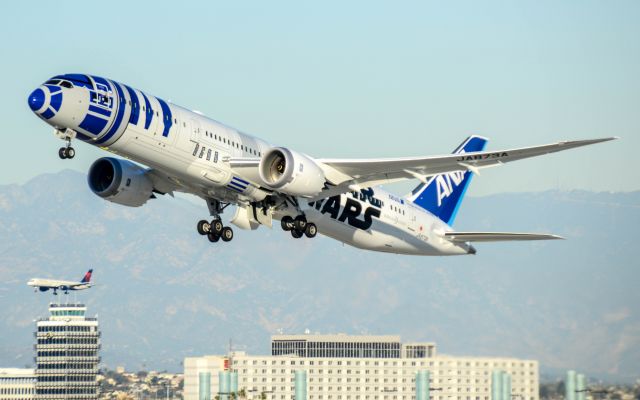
left=259, top=147, right=326, bottom=197
left=88, top=157, right=154, bottom=207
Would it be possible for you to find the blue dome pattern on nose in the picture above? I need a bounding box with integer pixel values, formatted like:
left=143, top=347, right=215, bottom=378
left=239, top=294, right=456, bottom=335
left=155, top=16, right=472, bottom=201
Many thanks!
left=50, top=92, right=63, bottom=112
left=28, top=88, right=45, bottom=111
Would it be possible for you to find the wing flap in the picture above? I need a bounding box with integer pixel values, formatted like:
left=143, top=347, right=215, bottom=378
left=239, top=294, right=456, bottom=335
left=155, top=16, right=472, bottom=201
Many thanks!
left=444, top=232, right=564, bottom=242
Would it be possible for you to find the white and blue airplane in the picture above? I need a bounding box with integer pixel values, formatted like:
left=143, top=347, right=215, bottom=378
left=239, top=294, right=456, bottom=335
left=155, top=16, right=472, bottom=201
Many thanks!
left=28, top=74, right=615, bottom=256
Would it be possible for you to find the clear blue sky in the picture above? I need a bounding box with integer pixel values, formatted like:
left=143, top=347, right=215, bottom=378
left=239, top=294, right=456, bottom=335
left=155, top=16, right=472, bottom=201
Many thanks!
left=1, top=0, right=637, bottom=195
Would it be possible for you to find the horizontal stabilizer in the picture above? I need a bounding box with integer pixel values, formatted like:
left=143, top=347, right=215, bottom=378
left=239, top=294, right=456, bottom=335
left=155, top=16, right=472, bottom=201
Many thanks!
left=444, top=232, right=564, bottom=242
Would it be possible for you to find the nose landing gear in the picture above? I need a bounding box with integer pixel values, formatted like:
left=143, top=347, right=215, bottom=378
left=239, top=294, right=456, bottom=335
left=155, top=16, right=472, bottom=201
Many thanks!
left=281, top=215, right=317, bottom=239
left=56, top=130, right=76, bottom=159
left=58, top=145, right=75, bottom=159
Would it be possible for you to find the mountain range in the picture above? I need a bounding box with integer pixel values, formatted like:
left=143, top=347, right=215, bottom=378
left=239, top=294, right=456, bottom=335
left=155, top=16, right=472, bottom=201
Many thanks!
left=0, top=170, right=637, bottom=382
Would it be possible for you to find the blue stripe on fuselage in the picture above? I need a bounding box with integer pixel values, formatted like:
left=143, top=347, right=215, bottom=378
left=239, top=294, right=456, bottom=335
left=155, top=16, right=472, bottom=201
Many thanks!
left=95, top=81, right=126, bottom=145
left=226, top=185, right=243, bottom=193
left=141, top=92, right=153, bottom=129
left=232, top=176, right=249, bottom=185
left=228, top=181, right=246, bottom=190
left=157, top=98, right=172, bottom=137
left=88, top=104, right=111, bottom=117
left=79, top=114, right=109, bottom=135
left=124, top=85, right=140, bottom=125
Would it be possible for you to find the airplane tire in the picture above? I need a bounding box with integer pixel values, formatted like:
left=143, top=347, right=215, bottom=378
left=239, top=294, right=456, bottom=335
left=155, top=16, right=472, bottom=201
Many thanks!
left=281, top=216, right=294, bottom=231
left=65, top=147, right=75, bottom=159
left=221, top=227, right=234, bottom=242
left=211, top=220, right=224, bottom=235
left=197, top=220, right=210, bottom=235
left=207, top=232, right=220, bottom=242
left=58, top=148, right=67, bottom=159
left=294, top=215, right=307, bottom=231
left=291, top=229, right=303, bottom=239
left=304, top=223, right=317, bottom=238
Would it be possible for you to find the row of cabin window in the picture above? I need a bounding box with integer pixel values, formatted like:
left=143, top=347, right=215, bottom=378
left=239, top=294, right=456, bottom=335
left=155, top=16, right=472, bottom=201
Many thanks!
left=203, top=130, right=261, bottom=156
left=391, top=205, right=405, bottom=215
left=127, top=101, right=261, bottom=156
left=192, top=143, right=220, bottom=164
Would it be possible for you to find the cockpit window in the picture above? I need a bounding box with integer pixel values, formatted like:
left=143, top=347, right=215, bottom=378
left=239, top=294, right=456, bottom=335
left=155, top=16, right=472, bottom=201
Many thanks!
left=52, top=74, right=93, bottom=89
left=60, top=81, right=73, bottom=89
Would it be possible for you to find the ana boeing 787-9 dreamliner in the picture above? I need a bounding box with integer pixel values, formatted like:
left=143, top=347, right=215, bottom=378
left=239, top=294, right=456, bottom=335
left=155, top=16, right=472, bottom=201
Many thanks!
left=27, top=74, right=615, bottom=255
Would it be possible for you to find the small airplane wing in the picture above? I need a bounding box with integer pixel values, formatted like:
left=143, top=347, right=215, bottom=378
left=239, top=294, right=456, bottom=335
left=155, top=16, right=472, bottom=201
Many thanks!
left=444, top=232, right=564, bottom=242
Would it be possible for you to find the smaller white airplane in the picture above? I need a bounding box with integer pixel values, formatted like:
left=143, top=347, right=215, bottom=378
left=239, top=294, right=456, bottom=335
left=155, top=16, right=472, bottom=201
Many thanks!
left=27, top=269, right=93, bottom=295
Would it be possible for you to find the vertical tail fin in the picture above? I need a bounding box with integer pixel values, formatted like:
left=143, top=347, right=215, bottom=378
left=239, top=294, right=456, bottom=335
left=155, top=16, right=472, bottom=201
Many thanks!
left=81, top=269, right=93, bottom=283
left=406, top=136, right=488, bottom=226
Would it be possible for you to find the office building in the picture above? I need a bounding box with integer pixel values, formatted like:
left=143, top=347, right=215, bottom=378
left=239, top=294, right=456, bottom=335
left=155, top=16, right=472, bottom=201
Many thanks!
left=184, top=334, right=538, bottom=400
left=0, top=368, right=36, bottom=400
left=34, top=303, right=100, bottom=400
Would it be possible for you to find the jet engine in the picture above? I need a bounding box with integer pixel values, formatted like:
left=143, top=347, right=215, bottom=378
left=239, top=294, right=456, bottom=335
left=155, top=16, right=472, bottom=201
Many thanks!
left=259, top=147, right=326, bottom=197
left=88, top=157, right=154, bottom=207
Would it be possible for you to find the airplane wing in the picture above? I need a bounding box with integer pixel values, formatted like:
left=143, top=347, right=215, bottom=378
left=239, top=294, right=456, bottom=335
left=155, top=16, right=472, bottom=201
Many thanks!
left=230, top=137, right=615, bottom=201
left=444, top=232, right=563, bottom=242
left=313, top=137, right=615, bottom=196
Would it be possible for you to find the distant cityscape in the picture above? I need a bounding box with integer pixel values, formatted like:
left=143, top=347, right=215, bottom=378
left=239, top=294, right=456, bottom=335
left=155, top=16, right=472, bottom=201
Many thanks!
left=0, top=301, right=637, bottom=400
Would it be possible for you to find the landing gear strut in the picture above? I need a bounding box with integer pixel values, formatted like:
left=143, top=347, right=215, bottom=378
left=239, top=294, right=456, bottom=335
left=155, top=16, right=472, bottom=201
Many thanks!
left=58, top=136, right=75, bottom=159
left=197, top=199, right=234, bottom=244
left=281, top=215, right=317, bottom=239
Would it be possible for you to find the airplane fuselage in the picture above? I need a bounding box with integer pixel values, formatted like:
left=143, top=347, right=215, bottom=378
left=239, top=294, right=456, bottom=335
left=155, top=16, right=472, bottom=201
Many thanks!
left=27, top=279, right=91, bottom=291
left=27, top=74, right=476, bottom=255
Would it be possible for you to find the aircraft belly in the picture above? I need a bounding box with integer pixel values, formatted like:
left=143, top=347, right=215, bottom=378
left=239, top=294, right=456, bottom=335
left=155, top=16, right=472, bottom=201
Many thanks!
left=109, top=127, right=232, bottom=195
left=304, top=207, right=435, bottom=255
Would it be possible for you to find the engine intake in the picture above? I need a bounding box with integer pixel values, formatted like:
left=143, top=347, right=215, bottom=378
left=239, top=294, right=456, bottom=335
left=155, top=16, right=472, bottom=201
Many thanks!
left=259, top=147, right=326, bottom=197
left=88, top=157, right=154, bottom=207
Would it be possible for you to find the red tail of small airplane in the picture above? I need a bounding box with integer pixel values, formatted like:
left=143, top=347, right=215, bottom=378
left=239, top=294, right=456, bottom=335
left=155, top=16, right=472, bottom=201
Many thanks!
left=81, top=269, right=93, bottom=283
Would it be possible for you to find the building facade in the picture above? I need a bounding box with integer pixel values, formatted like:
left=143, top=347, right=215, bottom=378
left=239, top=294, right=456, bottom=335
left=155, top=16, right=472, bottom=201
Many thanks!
left=184, top=334, right=538, bottom=400
left=0, top=369, right=36, bottom=400
left=34, top=303, right=100, bottom=400
left=271, top=335, right=436, bottom=360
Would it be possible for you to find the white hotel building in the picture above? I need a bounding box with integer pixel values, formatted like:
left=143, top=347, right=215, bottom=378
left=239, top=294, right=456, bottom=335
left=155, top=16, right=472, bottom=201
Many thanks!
left=184, top=334, right=538, bottom=400
left=0, top=368, right=36, bottom=400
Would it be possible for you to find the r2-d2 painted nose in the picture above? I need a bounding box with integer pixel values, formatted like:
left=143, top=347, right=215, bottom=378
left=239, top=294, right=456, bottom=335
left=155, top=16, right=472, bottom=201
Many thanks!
left=27, top=85, right=63, bottom=120
left=28, top=88, right=45, bottom=111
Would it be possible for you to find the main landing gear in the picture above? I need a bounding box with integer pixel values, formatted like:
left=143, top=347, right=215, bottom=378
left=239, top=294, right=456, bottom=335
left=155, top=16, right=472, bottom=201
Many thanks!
left=58, top=137, right=75, bottom=159
left=281, top=215, right=317, bottom=239
left=198, top=198, right=234, bottom=244
left=197, top=219, right=234, bottom=243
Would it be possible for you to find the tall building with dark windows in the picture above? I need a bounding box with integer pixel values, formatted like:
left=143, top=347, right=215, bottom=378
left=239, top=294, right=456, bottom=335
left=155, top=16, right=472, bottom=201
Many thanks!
left=34, top=303, right=100, bottom=400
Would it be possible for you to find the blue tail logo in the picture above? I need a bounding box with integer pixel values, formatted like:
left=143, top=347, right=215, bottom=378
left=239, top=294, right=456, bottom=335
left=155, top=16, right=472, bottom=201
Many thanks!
left=407, top=136, right=488, bottom=226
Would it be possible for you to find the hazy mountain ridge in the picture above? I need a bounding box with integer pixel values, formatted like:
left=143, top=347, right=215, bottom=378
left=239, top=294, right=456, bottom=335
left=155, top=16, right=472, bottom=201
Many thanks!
left=0, top=170, right=637, bottom=382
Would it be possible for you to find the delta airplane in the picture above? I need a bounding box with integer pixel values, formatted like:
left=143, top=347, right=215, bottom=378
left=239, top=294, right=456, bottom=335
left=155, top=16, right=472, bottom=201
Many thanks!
left=27, top=74, right=615, bottom=256
left=28, top=269, right=93, bottom=295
